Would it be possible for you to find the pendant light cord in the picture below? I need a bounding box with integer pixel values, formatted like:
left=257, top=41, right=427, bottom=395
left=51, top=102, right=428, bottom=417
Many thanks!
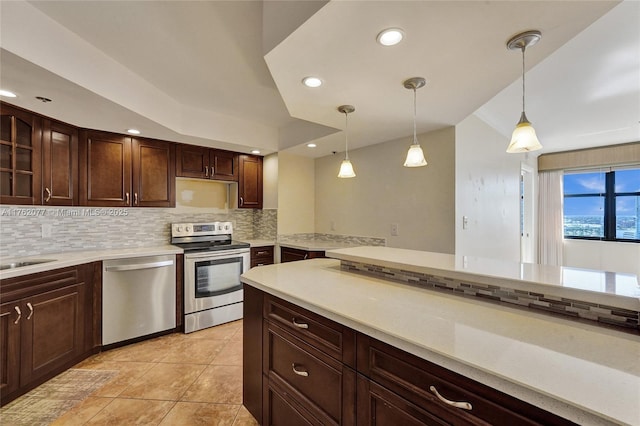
left=413, top=87, right=418, bottom=144
left=521, top=46, right=526, bottom=113
left=344, top=111, right=350, bottom=160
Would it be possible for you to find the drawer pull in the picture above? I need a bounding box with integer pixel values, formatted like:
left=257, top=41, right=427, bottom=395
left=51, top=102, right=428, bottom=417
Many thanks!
left=292, top=363, right=309, bottom=377
left=257, top=250, right=269, bottom=256
left=429, top=386, right=472, bottom=411
left=26, top=302, right=33, bottom=320
left=292, top=318, right=309, bottom=329
left=14, top=306, right=21, bottom=324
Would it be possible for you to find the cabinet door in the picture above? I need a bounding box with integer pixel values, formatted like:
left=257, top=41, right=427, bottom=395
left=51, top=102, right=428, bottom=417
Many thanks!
left=20, top=283, right=85, bottom=385
left=0, top=301, right=21, bottom=398
left=210, top=149, right=238, bottom=181
left=80, top=130, right=132, bottom=207
left=176, top=144, right=210, bottom=178
left=131, top=137, right=175, bottom=207
left=238, top=154, right=262, bottom=209
left=41, top=119, right=78, bottom=206
left=0, top=102, right=41, bottom=205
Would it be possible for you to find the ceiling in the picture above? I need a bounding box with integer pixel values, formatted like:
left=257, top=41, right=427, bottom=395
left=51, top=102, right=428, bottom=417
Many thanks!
left=1, top=1, right=637, bottom=159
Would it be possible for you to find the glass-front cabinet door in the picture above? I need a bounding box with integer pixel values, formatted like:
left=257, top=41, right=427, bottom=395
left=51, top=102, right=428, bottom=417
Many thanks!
left=0, top=103, right=41, bottom=205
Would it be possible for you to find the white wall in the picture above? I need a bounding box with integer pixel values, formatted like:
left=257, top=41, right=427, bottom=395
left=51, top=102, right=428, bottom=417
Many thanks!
left=262, top=153, right=278, bottom=209
left=455, top=114, right=534, bottom=262
left=277, top=152, right=315, bottom=235
left=564, top=236, right=640, bottom=276
left=315, top=127, right=456, bottom=253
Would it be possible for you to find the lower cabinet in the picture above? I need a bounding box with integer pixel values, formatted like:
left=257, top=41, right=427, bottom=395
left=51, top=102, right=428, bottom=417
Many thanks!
left=250, top=246, right=274, bottom=268
left=243, top=286, right=577, bottom=426
left=280, top=246, right=326, bottom=263
left=0, top=264, right=98, bottom=405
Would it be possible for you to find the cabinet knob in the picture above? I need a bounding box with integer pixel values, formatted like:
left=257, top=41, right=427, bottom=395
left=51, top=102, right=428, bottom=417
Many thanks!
left=292, top=363, right=309, bottom=377
left=429, top=386, right=473, bottom=411
left=14, top=306, right=21, bottom=325
left=292, top=318, right=309, bottom=329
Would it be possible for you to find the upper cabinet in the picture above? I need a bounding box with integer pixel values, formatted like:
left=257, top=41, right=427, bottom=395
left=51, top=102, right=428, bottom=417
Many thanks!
left=79, top=130, right=175, bottom=207
left=41, top=119, right=78, bottom=206
left=238, top=154, right=262, bottom=209
left=176, top=144, right=238, bottom=181
left=0, top=103, right=41, bottom=205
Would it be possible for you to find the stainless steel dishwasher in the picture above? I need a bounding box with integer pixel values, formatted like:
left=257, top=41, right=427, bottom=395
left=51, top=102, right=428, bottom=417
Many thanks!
left=102, top=254, right=176, bottom=345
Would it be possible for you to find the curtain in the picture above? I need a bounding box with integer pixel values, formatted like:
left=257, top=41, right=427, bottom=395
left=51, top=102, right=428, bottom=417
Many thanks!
left=537, top=170, right=564, bottom=266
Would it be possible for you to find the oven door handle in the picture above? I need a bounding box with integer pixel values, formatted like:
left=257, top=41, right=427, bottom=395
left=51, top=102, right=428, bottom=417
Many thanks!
left=105, top=260, right=174, bottom=272
left=185, top=249, right=249, bottom=259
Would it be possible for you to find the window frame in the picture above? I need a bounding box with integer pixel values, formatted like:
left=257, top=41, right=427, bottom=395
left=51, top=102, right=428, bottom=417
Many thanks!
left=563, top=168, right=639, bottom=243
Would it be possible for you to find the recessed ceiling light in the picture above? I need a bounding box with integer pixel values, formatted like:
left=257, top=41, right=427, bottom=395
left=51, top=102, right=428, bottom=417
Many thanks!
left=302, top=76, right=322, bottom=88
left=377, top=28, right=404, bottom=46
left=0, top=90, right=17, bottom=98
left=251, top=149, right=261, bottom=154
left=307, top=143, right=317, bottom=148
left=127, top=129, right=141, bottom=135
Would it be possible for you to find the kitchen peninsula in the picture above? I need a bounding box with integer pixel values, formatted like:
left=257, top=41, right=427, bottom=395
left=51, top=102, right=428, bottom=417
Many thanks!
left=241, top=247, right=640, bottom=426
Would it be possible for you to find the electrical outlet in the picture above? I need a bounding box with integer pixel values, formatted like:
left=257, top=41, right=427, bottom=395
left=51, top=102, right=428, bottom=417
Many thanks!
left=41, top=223, right=52, bottom=238
left=462, top=216, right=469, bottom=230
left=390, top=223, right=399, bottom=236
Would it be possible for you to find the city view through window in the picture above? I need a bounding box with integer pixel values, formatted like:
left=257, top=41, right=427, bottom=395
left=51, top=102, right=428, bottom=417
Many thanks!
left=563, top=169, right=640, bottom=241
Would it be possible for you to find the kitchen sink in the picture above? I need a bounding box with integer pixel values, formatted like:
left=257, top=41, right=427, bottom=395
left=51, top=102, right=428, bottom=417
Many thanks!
left=0, top=259, right=56, bottom=270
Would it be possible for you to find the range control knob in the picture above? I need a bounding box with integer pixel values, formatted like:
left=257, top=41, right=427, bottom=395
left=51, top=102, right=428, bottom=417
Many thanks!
left=176, top=226, right=183, bottom=233
left=224, top=225, right=230, bottom=231
left=185, top=226, right=192, bottom=233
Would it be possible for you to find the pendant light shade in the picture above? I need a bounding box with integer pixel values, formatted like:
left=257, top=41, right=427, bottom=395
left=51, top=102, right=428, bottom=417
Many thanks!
left=403, top=77, right=427, bottom=167
left=337, top=105, right=356, bottom=178
left=506, top=30, right=542, bottom=153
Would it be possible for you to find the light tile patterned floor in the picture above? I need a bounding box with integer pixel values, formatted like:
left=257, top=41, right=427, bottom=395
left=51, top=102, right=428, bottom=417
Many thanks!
left=44, top=320, right=258, bottom=425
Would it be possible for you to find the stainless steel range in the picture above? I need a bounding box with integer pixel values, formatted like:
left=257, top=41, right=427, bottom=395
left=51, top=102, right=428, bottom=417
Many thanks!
left=171, top=222, right=250, bottom=333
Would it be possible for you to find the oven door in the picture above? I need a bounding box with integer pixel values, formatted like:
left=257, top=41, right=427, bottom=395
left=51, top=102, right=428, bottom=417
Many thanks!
left=184, top=248, right=250, bottom=315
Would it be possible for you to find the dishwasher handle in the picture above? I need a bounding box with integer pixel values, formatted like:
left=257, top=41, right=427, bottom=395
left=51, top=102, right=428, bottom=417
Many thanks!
left=104, top=259, right=174, bottom=272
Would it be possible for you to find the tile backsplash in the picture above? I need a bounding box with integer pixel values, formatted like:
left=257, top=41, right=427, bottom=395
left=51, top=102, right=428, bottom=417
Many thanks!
left=0, top=206, right=277, bottom=258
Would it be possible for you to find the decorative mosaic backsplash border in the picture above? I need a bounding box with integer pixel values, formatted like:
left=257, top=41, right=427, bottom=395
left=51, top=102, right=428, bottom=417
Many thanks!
left=278, top=233, right=386, bottom=247
left=341, top=260, right=640, bottom=333
left=0, top=206, right=276, bottom=258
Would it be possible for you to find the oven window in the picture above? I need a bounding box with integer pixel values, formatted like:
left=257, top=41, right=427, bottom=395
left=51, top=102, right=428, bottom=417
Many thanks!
left=195, top=257, right=243, bottom=298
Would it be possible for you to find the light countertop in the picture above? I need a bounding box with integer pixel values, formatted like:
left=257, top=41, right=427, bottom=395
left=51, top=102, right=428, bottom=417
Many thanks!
left=241, top=239, right=275, bottom=248
left=0, top=245, right=183, bottom=280
left=278, top=240, right=358, bottom=251
left=241, top=258, right=640, bottom=426
left=327, top=246, right=640, bottom=311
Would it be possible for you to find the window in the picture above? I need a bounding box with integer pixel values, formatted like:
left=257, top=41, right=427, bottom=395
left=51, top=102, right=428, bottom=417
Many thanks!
left=563, top=168, right=640, bottom=242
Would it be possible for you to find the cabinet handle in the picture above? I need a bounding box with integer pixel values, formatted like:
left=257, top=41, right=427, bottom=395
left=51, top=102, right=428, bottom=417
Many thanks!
left=211, top=166, right=215, bottom=176
left=239, top=196, right=244, bottom=206
left=14, top=306, right=21, bottom=325
left=303, top=254, right=308, bottom=260
left=44, top=187, right=52, bottom=203
left=205, top=166, right=209, bottom=177
left=257, top=250, right=268, bottom=256
left=134, top=192, right=139, bottom=205
left=26, top=302, right=33, bottom=320
left=125, top=192, right=130, bottom=204
left=429, top=386, right=473, bottom=411
left=292, top=318, right=309, bottom=329
left=292, top=363, right=309, bottom=377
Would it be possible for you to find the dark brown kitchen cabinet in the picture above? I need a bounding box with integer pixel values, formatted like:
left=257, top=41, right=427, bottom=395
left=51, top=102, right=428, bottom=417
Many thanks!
left=250, top=246, right=274, bottom=268
left=243, top=286, right=577, bottom=426
left=0, top=103, right=41, bottom=205
left=238, top=154, right=262, bottom=209
left=280, top=246, right=325, bottom=263
left=176, top=144, right=238, bottom=181
left=80, top=130, right=175, bottom=207
left=131, top=137, right=175, bottom=207
left=41, top=119, right=78, bottom=206
left=0, top=264, right=98, bottom=406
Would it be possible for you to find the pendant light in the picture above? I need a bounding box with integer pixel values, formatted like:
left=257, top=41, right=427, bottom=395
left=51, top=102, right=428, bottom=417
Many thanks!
left=403, top=77, right=427, bottom=167
left=337, top=105, right=356, bottom=178
left=506, top=30, right=543, bottom=153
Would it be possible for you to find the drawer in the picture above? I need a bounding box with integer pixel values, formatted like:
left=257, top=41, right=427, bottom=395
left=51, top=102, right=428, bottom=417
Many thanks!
left=357, top=334, right=577, bottom=426
left=280, top=247, right=325, bottom=263
left=251, top=246, right=274, bottom=268
left=265, top=322, right=356, bottom=426
left=264, top=294, right=355, bottom=366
